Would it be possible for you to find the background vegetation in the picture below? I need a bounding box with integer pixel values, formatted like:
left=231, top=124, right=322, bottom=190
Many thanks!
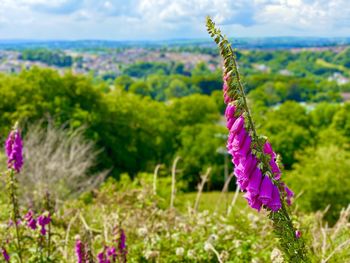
left=0, top=44, right=350, bottom=261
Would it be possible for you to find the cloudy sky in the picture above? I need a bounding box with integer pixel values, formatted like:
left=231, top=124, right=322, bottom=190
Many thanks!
left=0, top=0, right=349, bottom=40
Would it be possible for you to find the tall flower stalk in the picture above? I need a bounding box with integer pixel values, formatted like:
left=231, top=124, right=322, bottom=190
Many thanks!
left=206, top=17, right=308, bottom=262
left=5, top=123, right=24, bottom=263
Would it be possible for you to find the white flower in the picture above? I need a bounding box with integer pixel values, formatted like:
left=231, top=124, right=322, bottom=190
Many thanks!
left=187, top=249, right=195, bottom=259
left=204, top=242, right=212, bottom=252
left=171, top=233, right=179, bottom=240
left=144, top=250, right=159, bottom=260
left=137, top=227, right=148, bottom=237
left=207, top=234, right=218, bottom=244
left=176, top=247, right=184, bottom=256
left=233, top=239, right=241, bottom=249
left=220, top=250, right=229, bottom=261
left=271, top=248, right=284, bottom=263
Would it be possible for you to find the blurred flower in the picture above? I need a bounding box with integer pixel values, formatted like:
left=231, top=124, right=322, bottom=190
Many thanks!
left=175, top=247, right=184, bottom=257
left=144, top=250, right=159, bottom=260
left=220, top=250, right=229, bottom=261
left=75, top=240, right=85, bottom=263
left=284, top=185, right=294, bottom=206
left=38, top=212, right=51, bottom=235
left=24, top=210, right=37, bottom=230
left=295, top=230, right=301, bottom=239
left=118, top=229, right=127, bottom=262
left=5, top=128, right=23, bottom=173
left=137, top=227, right=148, bottom=237
left=208, top=234, right=218, bottom=244
left=106, top=246, right=116, bottom=259
left=204, top=242, right=211, bottom=252
left=187, top=249, right=195, bottom=259
left=1, top=247, right=9, bottom=262
left=97, top=251, right=105, bottom=263
left=270, top=248, right=284, bottom=263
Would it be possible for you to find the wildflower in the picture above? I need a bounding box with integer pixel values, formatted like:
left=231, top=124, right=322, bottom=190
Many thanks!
left=176, top=247, right=184, bottom=257
left=295, top=230, right=301, bottom=239
left=137, top=227, right=148, bottom=237
left=220, top=250, right=229, bottom=261
left=24, top=210, right=37, bottom=230
left=223, top=73, right=233, bottom=104
left=5, top=128, right=23, bottom=173
left=267, top=185, right=282, bottom=211
left=97, top=251, right=105, bottom=263
left=271, top=248, right=284, bottom=263
left=284, top=185, right=294, bottom=206
left=107, top=246, right=117, bottom=261
left=2, top=247, right=9, bottom=262
left=144, top=250, right=159, bottom=260
left=75, top=240, right=84, bottom=263
left=118, top=229, right=127, bottom=262
left=38, top=212, right=51, bottom=235
left=204, top=242, right=211, bottom=252
left=258, top=176, right=274, bottom=205
left=224, top=99, right=289, bottom=212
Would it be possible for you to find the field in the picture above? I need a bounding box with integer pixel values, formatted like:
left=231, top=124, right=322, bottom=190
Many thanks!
left=0, top=31, right=350, bottom=262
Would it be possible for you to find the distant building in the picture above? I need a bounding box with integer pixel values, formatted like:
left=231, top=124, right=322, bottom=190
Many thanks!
left=253, top=63, right=270, bottom=73
left=279, top=69, right=293, bottom=76
left=328, top=72, right=349, bottom=85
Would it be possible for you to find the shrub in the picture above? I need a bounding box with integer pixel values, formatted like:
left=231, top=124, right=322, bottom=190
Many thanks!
left=288, top=145, right=350, bottom=223
left=19, top=122, right=107, bottom=204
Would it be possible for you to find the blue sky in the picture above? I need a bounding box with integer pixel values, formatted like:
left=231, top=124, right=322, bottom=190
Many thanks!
left=0, top=0, right=349, bottom=40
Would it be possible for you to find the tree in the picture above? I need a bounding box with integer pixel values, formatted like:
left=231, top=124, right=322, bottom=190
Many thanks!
left=288, top=146, right=350, bottom=223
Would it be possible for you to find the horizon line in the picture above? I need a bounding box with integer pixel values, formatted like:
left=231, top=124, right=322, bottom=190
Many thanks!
left=0, top=36, right=350, bottom=43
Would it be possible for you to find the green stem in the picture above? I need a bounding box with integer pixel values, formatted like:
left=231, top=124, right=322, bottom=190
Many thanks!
left=45, top=191, right=51, bottom=260
left=8, top=170, right=23, bottom=263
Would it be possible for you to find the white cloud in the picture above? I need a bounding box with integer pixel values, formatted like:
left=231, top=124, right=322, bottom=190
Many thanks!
left=0, top=0, right=349, bottom=39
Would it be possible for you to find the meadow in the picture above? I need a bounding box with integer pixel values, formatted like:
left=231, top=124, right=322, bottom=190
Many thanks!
left=0, top=22, right=350, bottom=262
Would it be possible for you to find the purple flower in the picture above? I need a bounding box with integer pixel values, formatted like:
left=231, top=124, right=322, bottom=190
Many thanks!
left=247, top=167, right=263, bottom=197
left=97, top=251, right=105, bottom=263
left=264, top=141, right=281, bottom=180
left=5, top=129, right=23, bottom=173
left=38, top=212, right=51, bottom=236
left=24, top=210, right=37, bottom=230
left=107, top=247, right=117, bottom=262
left=223, top=74, right=290, bottom=213
left=75, top=240, right=84, bottom=263
left=295, top=230, right=301, bottom=239
left=258, top=176, right=274, bottom=205
left=118, top=229, right=127, bottom=262
left=223, top=74, right=233, bottom=104
left=244, top=192, right=262, bottom=212
left=225, top=104, right=236, bottom=119
left=284, top=185, right=294, bottom=206
left=267, top=185, right=282, bottom=211
left=230, top=116, right=244, bottom=135
left=2, top=248, right=9, bottom=262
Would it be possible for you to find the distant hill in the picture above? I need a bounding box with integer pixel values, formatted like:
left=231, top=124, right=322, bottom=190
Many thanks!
left=0, top=37, right=350, bottom=50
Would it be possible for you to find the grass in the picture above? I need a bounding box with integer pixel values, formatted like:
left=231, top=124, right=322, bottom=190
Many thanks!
left=177, top=191, right=247, bottom=214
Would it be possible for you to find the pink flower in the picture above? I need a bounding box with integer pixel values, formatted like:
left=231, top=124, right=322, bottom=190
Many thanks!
left=247, top=167, right=263, bottom=197
left=258, top=176, right=274, bottom=205
left=295, top=230, right=301, bottom=239
left=24, top=210, right=37, bottom=230
left=285, top=185, right=294, bottom=206
left=38, top=212, right=51, bottom=236
left=5, top=129, right=23, bottom=173
left=2, top=248, right=9, bottom=262
left=75, top=240, right=84, bottom=263
left=267, top=185, right=282, bottom=211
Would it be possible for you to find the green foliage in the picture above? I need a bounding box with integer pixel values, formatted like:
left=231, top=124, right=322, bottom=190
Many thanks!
left=331, top=102, right=350, bottom=137
left=288, top=146, right=350, bottom=223
left=176, top=123, right=227, bottom=189
left=20, top=49, right=73, bottom=67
